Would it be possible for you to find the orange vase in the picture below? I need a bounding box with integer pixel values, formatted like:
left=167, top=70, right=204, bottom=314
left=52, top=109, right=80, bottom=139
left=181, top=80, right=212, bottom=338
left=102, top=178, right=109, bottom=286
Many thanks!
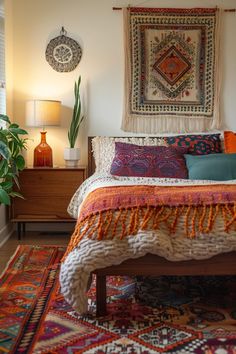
left=34, top=131, right=53, bottom=167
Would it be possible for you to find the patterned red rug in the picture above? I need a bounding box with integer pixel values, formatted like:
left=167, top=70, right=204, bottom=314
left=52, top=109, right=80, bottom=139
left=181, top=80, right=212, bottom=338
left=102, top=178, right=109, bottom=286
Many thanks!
left=0, top=245, right=236, bottom=353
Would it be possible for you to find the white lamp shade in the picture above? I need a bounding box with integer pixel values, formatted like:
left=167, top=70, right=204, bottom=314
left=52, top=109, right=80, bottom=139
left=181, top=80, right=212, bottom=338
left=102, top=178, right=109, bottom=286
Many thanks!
left=26, top=100, right=61, bottom=127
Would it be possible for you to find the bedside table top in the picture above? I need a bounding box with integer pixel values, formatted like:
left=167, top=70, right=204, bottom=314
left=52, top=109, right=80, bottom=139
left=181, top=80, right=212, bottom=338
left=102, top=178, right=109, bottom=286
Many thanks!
left=25, top=166, right=87, bottom=170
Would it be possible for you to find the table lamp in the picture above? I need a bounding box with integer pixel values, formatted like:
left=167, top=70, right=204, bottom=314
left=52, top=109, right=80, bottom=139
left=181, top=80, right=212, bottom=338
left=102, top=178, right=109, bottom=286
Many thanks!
left=26, top=100, right=61, bottom=167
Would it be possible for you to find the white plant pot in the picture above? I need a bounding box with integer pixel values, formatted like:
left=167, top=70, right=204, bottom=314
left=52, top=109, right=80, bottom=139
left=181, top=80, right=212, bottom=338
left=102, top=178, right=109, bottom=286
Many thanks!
left=64, top=147, right=80, bottom=167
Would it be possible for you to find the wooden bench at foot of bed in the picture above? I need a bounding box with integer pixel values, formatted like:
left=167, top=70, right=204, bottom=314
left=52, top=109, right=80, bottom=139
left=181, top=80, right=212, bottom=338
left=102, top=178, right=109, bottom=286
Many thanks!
left=93, top=252, right=236, bottom=316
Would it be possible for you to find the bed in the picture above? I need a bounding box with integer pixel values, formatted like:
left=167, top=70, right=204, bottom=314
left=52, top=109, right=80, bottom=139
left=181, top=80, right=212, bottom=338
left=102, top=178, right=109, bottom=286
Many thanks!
left=60, top=136, right=236, bottom=316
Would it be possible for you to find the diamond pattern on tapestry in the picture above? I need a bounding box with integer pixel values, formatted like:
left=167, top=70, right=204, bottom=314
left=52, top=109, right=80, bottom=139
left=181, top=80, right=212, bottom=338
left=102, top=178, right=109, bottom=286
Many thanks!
left=152, top=35, right=193, bottom=98
left=154, top=46, right=191, bottom=85
left=122, top=7, right=221, bottom=133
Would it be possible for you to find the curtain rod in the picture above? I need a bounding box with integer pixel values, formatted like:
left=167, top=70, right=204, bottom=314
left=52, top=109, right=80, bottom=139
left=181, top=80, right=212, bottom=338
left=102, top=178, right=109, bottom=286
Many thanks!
left=112, top=7, right=235, bottom=12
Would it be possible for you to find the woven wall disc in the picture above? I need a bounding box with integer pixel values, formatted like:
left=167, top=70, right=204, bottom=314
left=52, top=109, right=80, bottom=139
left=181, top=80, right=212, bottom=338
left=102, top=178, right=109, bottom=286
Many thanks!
left=45, top=28, right=82, bottom=72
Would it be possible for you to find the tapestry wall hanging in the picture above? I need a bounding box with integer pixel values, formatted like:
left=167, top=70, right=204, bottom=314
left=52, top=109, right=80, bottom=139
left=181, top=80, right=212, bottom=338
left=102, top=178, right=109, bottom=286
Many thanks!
left=122, top=7, right=222, bottom=134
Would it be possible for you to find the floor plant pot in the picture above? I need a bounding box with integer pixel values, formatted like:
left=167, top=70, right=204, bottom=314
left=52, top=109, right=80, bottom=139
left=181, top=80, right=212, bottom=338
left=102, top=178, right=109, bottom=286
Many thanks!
left=64, top=147, right=80, bottom=167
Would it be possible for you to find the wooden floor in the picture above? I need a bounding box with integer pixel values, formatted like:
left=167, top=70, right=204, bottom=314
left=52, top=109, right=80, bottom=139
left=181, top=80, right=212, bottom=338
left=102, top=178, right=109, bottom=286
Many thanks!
left=0, top=231, right=70, bottom=274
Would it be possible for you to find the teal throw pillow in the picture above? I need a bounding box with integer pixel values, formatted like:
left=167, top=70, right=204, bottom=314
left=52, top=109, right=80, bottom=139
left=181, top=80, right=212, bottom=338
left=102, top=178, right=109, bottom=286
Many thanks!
left=184, top=153, right=236, bottom=180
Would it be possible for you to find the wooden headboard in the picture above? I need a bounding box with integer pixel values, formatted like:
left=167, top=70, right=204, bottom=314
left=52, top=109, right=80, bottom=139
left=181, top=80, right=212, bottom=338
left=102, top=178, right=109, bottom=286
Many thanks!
left=88, top=137, right=95, bottom=177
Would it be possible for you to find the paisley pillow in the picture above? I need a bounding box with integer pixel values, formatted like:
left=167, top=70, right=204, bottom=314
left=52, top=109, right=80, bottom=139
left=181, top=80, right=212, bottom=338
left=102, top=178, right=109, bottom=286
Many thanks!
left=110, top=142, right=188, bottom=179
left=166, top=133, right=222, bottom=155
left=92, top=136, right=167, bottom=174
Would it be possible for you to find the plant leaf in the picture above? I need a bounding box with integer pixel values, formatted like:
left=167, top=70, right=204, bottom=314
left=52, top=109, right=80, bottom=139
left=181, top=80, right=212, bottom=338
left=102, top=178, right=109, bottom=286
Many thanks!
left=9, top=127, right=28, bottom=135
left=0, top=159, right=5, bottom=174
left=0, top=114, right=28, bottom=204
left=68, top=75, right=84, bottom=148
left=9, top=123, right=19, bottom=129
left=12, top=174, right=20, bottom=189
left=0, top=141, right=10, bottom=160
left=0, top=159, right=10, bottom=177
left=0, top=188, right=11, bottom=205
left=1, top=181, right=13, bottom=191
left=0, top=114, right=10, bottom=124
left=9, top=191, right=24, bottom=199
left=0, top=131, right=8, bottom=144
left=15, top=155, right=25, bottom=170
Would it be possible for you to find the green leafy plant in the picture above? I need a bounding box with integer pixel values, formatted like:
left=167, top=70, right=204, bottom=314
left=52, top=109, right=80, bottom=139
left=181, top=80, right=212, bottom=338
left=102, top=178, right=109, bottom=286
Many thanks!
left=0, top=114, right=28, bottom=205
left=68, top=76, right=84, bottom=148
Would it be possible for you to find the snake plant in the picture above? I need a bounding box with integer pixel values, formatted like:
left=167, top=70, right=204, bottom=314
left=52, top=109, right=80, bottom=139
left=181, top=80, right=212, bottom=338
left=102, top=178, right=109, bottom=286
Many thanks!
left=68, top=76, right=84, bottom=148
left=0, top=114, right=28, bottom=205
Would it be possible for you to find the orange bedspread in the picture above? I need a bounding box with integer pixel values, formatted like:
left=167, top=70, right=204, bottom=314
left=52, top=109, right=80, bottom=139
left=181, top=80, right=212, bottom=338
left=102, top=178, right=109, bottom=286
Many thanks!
left=63, top=184, right=236, bottom=260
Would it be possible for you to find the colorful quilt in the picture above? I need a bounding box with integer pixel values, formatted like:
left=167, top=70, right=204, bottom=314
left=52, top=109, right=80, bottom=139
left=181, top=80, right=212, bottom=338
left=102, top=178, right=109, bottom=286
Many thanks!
left=122, top=7, right=221, bottom=133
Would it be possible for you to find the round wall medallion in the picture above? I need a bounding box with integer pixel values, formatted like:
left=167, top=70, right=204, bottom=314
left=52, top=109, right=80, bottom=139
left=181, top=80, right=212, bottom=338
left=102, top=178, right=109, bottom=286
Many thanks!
left=45, top=27, right=82, bottom=72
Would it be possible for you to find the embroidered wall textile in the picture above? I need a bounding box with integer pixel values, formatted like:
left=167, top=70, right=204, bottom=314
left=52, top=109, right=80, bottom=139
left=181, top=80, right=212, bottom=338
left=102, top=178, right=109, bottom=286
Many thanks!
left=122, top=7, right=221, bottom=133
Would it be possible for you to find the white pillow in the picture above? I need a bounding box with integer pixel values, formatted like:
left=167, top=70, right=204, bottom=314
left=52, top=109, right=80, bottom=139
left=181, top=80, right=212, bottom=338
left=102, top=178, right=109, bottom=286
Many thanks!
left=92, top=136, right=167, bottom=174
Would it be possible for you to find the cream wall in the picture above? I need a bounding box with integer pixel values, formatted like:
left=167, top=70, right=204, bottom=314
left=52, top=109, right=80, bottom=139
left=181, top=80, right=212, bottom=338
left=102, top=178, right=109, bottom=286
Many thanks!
left=0, top=0, right=13, bottom=245
left=5, top=0, right=236, bottom=167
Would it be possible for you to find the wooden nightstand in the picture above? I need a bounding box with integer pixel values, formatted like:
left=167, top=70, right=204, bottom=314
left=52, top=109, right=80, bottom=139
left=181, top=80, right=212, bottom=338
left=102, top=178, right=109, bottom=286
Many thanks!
left=10, top=167, right=87, bottom=239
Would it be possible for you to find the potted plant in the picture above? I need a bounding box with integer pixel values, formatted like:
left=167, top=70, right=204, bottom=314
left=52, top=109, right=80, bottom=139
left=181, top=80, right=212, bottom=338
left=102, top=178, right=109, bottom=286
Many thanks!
left=0, top=114, right=28, bottom=205
left=64, top=76, right=84, bottom=167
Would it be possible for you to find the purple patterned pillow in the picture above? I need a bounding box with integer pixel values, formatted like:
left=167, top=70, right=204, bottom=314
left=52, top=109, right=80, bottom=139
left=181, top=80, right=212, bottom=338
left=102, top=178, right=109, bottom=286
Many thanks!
left=166, top=133, right=222, bottom=155
left=110, top=142, right=188, bottom=178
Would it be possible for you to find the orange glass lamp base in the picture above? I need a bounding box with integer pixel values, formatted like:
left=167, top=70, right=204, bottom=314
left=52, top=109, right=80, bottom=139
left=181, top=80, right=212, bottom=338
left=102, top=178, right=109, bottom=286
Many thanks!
left=34, top=131, right=53, bottom=167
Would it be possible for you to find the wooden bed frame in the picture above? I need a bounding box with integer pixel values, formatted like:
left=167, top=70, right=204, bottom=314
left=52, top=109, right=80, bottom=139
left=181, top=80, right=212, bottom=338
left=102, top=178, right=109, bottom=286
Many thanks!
left=87, top=137, right=236, bottom=316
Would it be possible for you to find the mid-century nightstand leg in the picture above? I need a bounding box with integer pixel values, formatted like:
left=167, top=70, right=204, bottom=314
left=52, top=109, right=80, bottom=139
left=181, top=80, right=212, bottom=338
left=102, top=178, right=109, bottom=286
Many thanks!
left=17, top=222, right=21, bottom=240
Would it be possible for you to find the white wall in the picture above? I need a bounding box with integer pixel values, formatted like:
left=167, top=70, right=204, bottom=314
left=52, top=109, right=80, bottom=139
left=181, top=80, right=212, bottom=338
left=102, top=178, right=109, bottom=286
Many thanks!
left=5, top=0, right=236, bottom=167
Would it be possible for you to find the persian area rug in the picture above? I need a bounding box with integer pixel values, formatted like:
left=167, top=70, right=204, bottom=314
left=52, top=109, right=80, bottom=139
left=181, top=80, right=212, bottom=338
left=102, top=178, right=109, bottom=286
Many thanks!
left=1, top=245, right=236, bottom=353
left=122, top=7, right=222, bottom=134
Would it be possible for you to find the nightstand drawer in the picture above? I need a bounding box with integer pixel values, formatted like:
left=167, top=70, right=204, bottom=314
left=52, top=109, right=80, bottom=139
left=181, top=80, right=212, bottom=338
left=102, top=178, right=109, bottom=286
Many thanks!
left=10, top=167, right=87, bottom=238
left=11, top=197, right=73, bottom=220
left=18, top=169, right=85, bottom=197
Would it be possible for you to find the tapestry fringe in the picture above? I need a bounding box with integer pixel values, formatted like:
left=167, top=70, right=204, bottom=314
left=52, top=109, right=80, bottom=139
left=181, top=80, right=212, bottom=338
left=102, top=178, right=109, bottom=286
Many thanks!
left=62, top=203, right=236, bottom=261
left=121, top=114, right=220, bottom=134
